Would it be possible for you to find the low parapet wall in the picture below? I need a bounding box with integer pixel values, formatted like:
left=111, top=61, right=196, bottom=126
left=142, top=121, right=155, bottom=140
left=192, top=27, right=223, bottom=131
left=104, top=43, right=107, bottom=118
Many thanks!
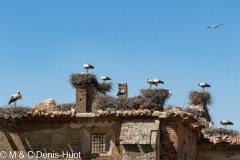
left=197, top=144, right=240, bottom=160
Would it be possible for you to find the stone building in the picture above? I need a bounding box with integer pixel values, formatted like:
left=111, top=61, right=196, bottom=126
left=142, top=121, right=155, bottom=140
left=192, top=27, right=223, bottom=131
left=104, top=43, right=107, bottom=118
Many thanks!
left=0, top=75, right=240, bottom=160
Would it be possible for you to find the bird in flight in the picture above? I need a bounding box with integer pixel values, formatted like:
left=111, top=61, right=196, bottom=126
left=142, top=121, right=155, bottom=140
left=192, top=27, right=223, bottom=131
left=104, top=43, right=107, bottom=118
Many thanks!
left=207, top=24, right=223, bottom=29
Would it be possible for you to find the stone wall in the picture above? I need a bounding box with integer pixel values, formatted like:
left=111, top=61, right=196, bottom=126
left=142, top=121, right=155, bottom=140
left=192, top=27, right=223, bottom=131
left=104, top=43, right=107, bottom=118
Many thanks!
left=160, top=119, right=178, bottom=159
left=197, top=144, right=240, bottom=160
left=0, top=117, right=121, bottom=160
left=178, top=122, right=198, bottom=160
left=159, top=117, right=200, bottom=160
left=119, top=118, right=160, bottom=160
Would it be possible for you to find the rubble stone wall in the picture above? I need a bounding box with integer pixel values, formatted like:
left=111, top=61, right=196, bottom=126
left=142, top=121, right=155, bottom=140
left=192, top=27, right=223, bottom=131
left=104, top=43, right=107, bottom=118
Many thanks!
left=197, top=144, right=240, bottom=160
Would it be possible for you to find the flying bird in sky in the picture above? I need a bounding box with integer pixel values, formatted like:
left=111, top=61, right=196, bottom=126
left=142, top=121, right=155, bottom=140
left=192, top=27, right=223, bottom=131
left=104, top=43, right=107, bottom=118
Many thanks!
left=198, top=82, right=211, bottom=92
left=207, top=24, right=223, bottom=29
left=8, top=91, right=22, bottom=105
left=101, top=76, right=111, bottom=82
left=220, top=120, right=233, bottom=129
left=146, top=77, right=157, bottom=88
left=83, top=64, right=94, bottom=73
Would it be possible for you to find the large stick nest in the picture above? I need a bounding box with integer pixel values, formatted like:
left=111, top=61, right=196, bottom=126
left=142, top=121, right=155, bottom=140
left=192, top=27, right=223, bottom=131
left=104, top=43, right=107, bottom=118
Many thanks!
left=204, top=128, right=239, bottom=137
left=60, top=103, right=76, bottom=111
left=93, top=88, right=171, bottom=111
left=0, top=106, right=33, bottom=119
left=189, top=91, right=213, bottom=105
left=69, top=73, right=112, bottom=93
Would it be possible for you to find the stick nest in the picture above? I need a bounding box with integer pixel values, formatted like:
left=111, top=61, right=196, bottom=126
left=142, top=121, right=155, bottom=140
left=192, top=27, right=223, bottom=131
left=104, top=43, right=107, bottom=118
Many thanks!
left=93, top=88, right=171, bottom=111
left=69, top=73, right=112, bottom=93
left=189, top=91, right=213, bottom=105
left=99, top=82, right=113, bottom=93
left=0, top=106, right=33, bottom=119
left=60, top=103, right=76, bottom=111
left=205, top=128, right=239, bottom=137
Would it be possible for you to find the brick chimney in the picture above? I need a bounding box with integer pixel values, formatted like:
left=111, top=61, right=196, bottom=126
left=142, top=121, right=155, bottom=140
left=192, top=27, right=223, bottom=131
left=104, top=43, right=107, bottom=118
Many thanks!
left=76, top=83, right=95, bottom=113
left=118, top=83, right=128, bottom=98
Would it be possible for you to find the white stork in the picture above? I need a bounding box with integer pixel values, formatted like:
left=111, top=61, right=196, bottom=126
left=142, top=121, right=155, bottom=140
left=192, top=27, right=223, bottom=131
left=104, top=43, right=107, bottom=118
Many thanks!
left=220, top=120, right=233, bottom=129
left=207, top=24, right=223, bottom=29
left=101, top=76, right=111, bottom=82
left=8, top=91, right=22, bottom=106
left=71, top=107, right=75, bottom=116
left=146, top=77, right=157, bottom=88
left=198, top=82, right=211, bottom=92
left=153, top=77, right=164, bottom=87
left=81, top=71, right=87, bottom=74
left=116, top=89, right=125, bottom=96
left=83, top=64, right=94, bottom=73
left=164, top=88, right=171, bottom=95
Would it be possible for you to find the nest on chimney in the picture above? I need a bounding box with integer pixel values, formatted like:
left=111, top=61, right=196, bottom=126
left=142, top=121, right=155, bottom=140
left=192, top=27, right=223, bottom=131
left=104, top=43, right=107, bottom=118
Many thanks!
left=69, top=73, right=112, bottom=94
left=189, top=91, right=213, bottom=106
left=93, top=88, right=171, bottom=111
left=204, top=128, right=239, bottom=137
left=60, top=103, right=76, bottom=111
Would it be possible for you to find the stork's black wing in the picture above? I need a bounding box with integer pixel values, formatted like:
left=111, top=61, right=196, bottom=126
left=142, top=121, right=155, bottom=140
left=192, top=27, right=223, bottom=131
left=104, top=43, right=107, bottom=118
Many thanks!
left=8, top=96, right=17, bottom=105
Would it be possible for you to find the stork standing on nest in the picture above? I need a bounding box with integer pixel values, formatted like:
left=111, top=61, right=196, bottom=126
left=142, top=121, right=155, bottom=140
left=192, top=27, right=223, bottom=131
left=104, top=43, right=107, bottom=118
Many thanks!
left=153, top=77, right=164, bottom=88
left=198, top=82, right=211, bottom=92
left=146, top=77, right=157, bottom=88
left=83, top=64, right=94, bottom=73
left=8, top=91, right=22, bottom=106
left=207, top=24, right=223, bottom=29
left=101, top=76, right=111, bottom=82
left=220, top=120, right=233, bottom=129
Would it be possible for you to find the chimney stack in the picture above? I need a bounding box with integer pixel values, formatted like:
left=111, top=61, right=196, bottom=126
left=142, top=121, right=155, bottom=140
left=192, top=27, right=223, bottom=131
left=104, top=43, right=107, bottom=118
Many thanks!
left=76, top=83, right=95, bottom=113
left=118, top=83, right=128, bottom=98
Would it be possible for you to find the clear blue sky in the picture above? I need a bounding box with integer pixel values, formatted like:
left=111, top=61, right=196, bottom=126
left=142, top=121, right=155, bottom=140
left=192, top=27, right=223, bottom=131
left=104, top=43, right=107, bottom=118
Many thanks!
left=1, top=1, right=240, bottom=130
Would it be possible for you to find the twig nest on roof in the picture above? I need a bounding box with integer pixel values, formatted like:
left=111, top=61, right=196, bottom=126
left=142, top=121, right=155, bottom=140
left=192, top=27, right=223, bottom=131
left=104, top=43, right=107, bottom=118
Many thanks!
left=0, top=106, right=33, bottom=119
left=93, top=88, right=171, bottom=111
left=60, top=103, right=76, bottom=111
left=204, top=128, right=239, bottom=137
left=99, top=82, right=113, bottom=93
left=189, top=91, right=212, bottom=106
left=140, top=88, right=171, bottom=111
left=203, top=128, right=240, bottom=144
left=69, top=73, right=112, bottom=94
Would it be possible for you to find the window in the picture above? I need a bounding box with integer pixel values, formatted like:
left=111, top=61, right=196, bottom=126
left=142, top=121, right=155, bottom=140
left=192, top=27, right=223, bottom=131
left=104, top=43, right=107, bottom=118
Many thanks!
left=90, top=134, right=106, bottom=153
